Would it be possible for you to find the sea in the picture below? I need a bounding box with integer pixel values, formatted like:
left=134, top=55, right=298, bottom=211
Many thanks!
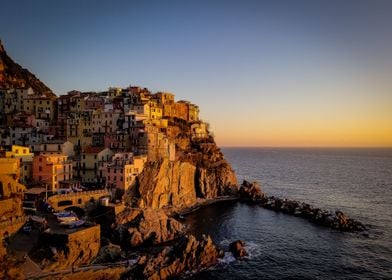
left=186, top=148, right=392, bottom=280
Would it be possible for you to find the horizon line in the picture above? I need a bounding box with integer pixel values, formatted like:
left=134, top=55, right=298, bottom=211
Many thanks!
left=219, top=146, right=392, bottom=149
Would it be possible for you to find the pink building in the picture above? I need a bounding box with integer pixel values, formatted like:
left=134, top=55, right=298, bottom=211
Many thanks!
left=105, top=152, right=147, bottom=193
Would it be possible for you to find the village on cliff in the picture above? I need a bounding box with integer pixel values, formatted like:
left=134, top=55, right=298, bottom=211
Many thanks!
left=0, top=40, right=365, bottom=279
left=0, top=39, right=246, bottom=279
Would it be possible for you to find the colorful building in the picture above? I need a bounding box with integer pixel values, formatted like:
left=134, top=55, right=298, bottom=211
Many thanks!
left=33, top=152, right=73, bottom=191
left=80, top=146, right=114, bottom=183
left=4, top=145, right=34, bottom=183
left=105, top=153, right=147, bottom=193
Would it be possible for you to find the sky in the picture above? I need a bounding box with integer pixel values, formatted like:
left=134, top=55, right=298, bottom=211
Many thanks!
left=1, top=0, right=392, bottom=147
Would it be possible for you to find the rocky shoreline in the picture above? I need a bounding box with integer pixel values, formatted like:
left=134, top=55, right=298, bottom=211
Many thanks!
left=238, top=180, right=367, bottom=232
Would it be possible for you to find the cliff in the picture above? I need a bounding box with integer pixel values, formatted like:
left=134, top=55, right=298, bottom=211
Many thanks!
left=0, top=40, right=55, bottom=98
left=124, top=125, right=238, bottom=209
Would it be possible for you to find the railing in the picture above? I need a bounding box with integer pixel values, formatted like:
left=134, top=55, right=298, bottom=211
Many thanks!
left=50, top=189, right=109, bottom=199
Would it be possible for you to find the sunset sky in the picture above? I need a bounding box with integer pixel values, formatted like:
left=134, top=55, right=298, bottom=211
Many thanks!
left=1, top=0, right=391, bottom=147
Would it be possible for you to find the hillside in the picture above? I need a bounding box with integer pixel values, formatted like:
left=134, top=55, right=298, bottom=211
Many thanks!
left=0, top=40, right=56, bottom=98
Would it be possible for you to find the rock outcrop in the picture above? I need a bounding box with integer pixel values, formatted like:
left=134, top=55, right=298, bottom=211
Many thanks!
left=132, top=234, right=222, bottom=280
left=124, top=132, right=238, bottom=210
left=133, top=159, right=197, bottom=209
left=239, top=180, right=265, bottom=201
left=229, top=240, right=248, bottom=258
left=31, top=225, right=101, bottom=271
left=115, top=208, right=184, bottom=248
left=0, top=40, right=55, bottom=97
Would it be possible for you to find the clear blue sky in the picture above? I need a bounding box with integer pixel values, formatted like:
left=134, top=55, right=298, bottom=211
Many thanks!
left=1, top=0, right=392, bottom=146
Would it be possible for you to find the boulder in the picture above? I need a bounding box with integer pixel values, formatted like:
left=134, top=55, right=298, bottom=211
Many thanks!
left=115, top=208, right=184, bottom=248
left=239, top=180, right=264, bottom=201
left=133, top=234, right=223, bottom=280
left=229, top=240, right=248, bottom=258
left=94, top=243, right=123, bottom=263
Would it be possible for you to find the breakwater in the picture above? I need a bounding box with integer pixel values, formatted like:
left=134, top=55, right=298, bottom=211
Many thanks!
left=239, top=180, right=367, bottom=232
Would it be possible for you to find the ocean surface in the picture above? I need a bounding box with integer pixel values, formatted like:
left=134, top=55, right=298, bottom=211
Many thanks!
left=186, top=148, right=392, bottom=280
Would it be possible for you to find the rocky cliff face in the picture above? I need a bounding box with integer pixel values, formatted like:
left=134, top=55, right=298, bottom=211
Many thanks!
left=130, top=159, right=197, bottom=209
left=124, top=129, right=238, bottom=209
left=0, top=40, right=55, bottom=97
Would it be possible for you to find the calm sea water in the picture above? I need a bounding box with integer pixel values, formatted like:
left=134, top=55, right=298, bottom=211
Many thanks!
left=186, top=148, right=392, bottom=280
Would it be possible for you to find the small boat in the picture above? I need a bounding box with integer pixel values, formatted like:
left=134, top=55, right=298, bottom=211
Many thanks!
left=54, top=211, right=78, bottom=223
left=68, top=219, right=86, bottom=228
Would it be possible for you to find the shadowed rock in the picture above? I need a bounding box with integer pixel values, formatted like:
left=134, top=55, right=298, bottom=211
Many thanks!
left=115, top=208, right=184, bottom=248
left=132, top=234, right=223, bottom=280
left=239, top=180, right=367, bottom=232
left=229, top=240, right=248, bottom=258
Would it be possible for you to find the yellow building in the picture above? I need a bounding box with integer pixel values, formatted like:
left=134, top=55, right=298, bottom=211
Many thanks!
left=67, top=111, right=93, bottom=148
left=33, top=152, right=73, bottom=191
left=70, top=94, right=87, bottom=112
left=80, top=146, right=114, bottom=183
left=5, top=145, right=34, bottom=183
left=188, top=103, right=200, bottom=122
left=149, top=101, right=163, bottom=120
left=152, top=92, right=175, bottom=106
left=0, top=158, right=20, bottom=180
left=22, top=95, right=55, bottom=121
left=108, top=87, right=123, bottom=99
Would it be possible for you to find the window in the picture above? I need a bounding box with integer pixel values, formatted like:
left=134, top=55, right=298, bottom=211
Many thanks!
left=120, top=176, right=123, bottom=181
left=108, top=176, right=110, bottom=181
left=114, top=176, right=116, bottom=181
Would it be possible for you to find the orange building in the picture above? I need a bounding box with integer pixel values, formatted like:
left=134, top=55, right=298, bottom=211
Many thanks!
left=33, top=152, right=73, bottom=191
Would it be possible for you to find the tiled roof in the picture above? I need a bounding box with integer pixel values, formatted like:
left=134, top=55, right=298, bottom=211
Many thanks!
left=83, top=146, right=106, bottom=154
